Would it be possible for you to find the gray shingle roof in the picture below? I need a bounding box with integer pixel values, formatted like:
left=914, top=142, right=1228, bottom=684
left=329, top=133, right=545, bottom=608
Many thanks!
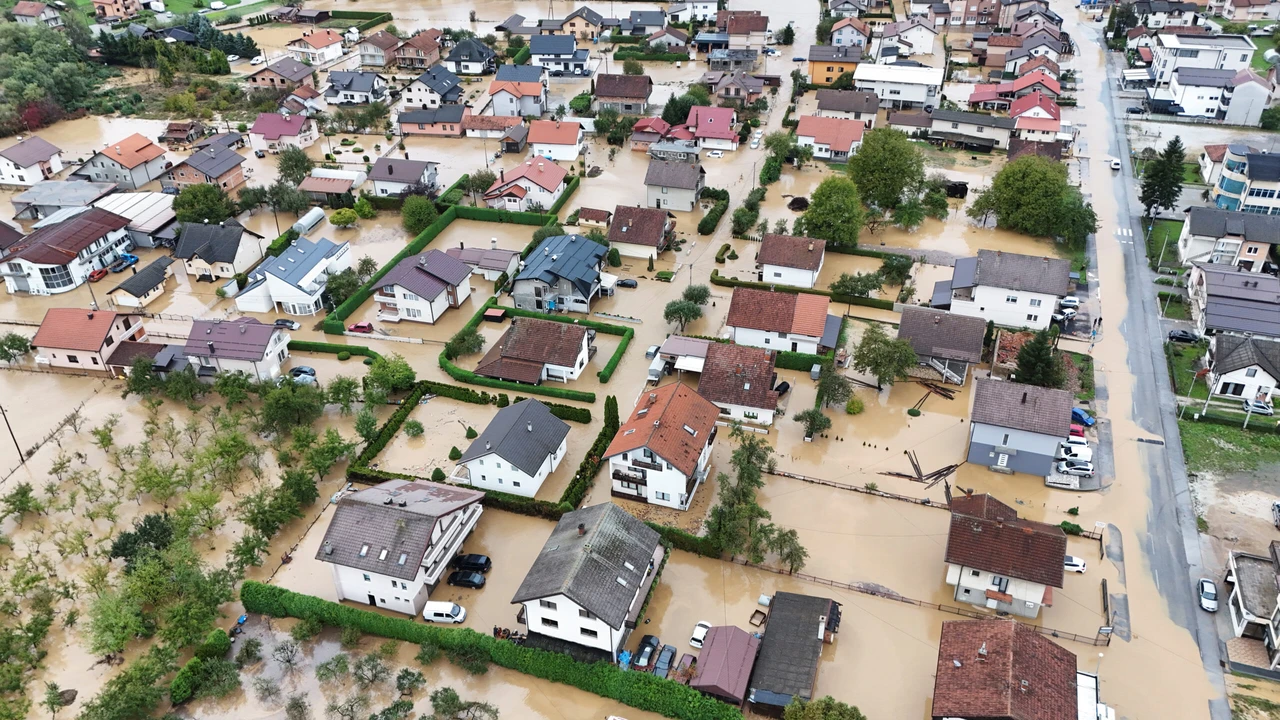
left=446, top=38, right=496, bottom=63
left=174, top=223, right=254, bottom=264
left=970, top=377, right=1073, bottom=437
left=496, top=64, right=546, bottom=83
left=1198, top=264, right=1280, bottom=336
left=1188, top=207, right=1280, bottom=244
left=815, top=89, right=879, bottom=114
left=966, top=250, right=1071, bottom=296
left=108, top=256, right=173, bottom=298
left=750, top=592, right=840, bottom=706
left=808, top=44, right=862, bottom=61
left=511, top=503, right=661, bottom=627
left=896, top=306, right=986, bottom=363
left=399, top=105, right=467, bottom=125
left=185, top=317, right=280, bottom=360
left=1248, top=153, right=1280, bottom=183
left=931, top=109, right=1017, bottom=129
left=1214, top=334, right=1280, bottom=381
left=325, top=71, right=384, bottom=95
left=368, top=157, right=433, bottom=184
left=414, top=65, right=463, bottom=100
left=458, top=399, right=570, bottom=475
left=1173, top=67, right=1236, bottom=88
left=259, top=57, right=313, bottom=83
left=515, top=234, right=607, bottom=299
left=380, top=249, right=471, bottom=302
left=316, top=479, right=485, bottom=581
left=565, top=5, right=604, bottom=25
left=178, top=146, right=245, bottom=179
left=531, top=34, right=578, bottom=55
left=644, top=159, right=704, bottom=190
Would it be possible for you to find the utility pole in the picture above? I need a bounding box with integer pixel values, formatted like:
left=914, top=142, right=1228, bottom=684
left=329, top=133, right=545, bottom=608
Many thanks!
left=0, top=405, right=21, bottom=465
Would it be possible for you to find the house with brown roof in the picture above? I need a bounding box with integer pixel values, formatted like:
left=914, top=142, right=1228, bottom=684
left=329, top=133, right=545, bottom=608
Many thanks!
left=0, top=136, right=64, bottom=187
left=465, top=114, right=527, bottom=139
left=756, top=233, right=825, bottom=288
left=896, top=306, right=986, bottom=385
left=595, top=74, right=654, bottom=114
left=967, top=377, right=1074, bottom=478
left=91, top=0, right=140, bottom=21
left=726, top=286, right=832, bottom=354
left=703, top=70, right=766, bottom=106
left=576, top=207, right=612, bottom=230
left=32, top=308, right=146, bottom=372
left=689, top=626, right=760, bottom=705
left=725, top=11, right=770, bottom=51
left=287, top=28, right=345, bottom=65
left=475, top=317, right=594, bottom=384
left=648, top=26, right=689, bottom=50
left=944, top=493, right=1066, bottom=618
left=375, top=249, right=473, bottom=325
left=2, top=208, right=131, bottom=295
left=485, top=158, right=568, bottom=213
left=246, top=58, right=315, bottom=91
left=605, top=383, right=719, bottom=510
left=157, top=120, right=206, bottom=146
left=70, top=133, right=168, bottom=191
left=796, top=114, right=865, bottom=161
left=932, top=619, right=1111, bottom=720
left=644, top=160, right=705, bottom=212
left=698, top=342, right=781, bottom=425
left=609, top=205, right=674, bottom=259
left=395, top=30, right=443, bottom=69
left=359, top=30, right=402, bottom=68
left=184, top=317, right=291, bottom=381
left=12, top=1, right=62, bottom=29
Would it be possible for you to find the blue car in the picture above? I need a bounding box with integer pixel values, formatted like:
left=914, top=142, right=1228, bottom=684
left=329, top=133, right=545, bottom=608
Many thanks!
left=652, top=644, right=677, bottom=679
left=108, top=253, right=139, bottom=273
left=1071, top=407, right=1096, bottom=427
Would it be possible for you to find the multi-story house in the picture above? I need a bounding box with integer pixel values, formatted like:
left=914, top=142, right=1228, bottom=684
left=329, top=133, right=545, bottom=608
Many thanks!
left=1187, top=263, right=1280, bottom=338
left=1133, top=0, right=1202, bottom=28
left=1148, top=66, right=1272, bottom=125
left=71, top=134, right=168, bottom=191
left=164, top=145, right=246, bottom=192
left=927, top=109, right=1016, bottom=150
left=643, top=160, right=705, bottom=212
left=808, top=44, right=863, bottom=86
left=325, top=71, right=388, bottom=106
left=394, top=30, right=443, bottom=70
left=553, top=6, right=606, bottom=39
left=853, top=63, right=944, bottom=109
left=1210, top=146, right=1280, bottom=214
left=32, top=308, right=145, bottom=372
left=0, top=136, right=63, bottom=187
left=286, top=29, right=345, bottom=66
left=374, top=249, right=472, bottom=324
left=725, top=286, right=832, bottom=354
left=453, top=399, right=570, bottom=498
left=967, top=378, right=1074, bottom=478
left=476, top=316, right=594, bottom=384
left=485, top=159, right=568, bottom=213
left=512, top=503, right=664, bottom=661
left=402, top=66, right=464, bottom=110
left=896, top=306, right=986, bottom=385
left=705, top=71, right=765, bottom=106
left=1151, top=33, right=1256, bottom=86
left=368, top=158, right=438, bottom=197
left=1178, top=207, right=1280, bottom=271
left=668, top=0, right=717, bottom=23
left=605, top=383, right=718, bottom=510
left=529, top=120, right=584, bottom=161
left=398, top=105, right=468, bottom=137
left=726, top=12, right=769, bottom=51
left=697, top=342, right=781, bottom=425
left=796, top=114, right=866, bottom=159
left=944, top=493, right=1066, bottom=618
left=246, top=58, right=315, bottom=92
left=815, top=89, right=879, bottom=125
left=937, top=249, right=1071, bottom=330
left=876, top=18, right=938, bottom=57
left=489, top=70, right=548, bottom=117
left=1209, top=0, right=1276, bottom=20
left=173, top=222, right=264, bottom=281
left=444, top=38, right=497, bottom=75
left=235, top=236, right=353, bottom=316
left=831, top=17, right=871, bottom=48
left=595, top=74, right=653, bottom=114
left=609, top=205, right=674, bottom=258
left=756, top=233, right=825, bottom=288
left=317, top=479, right=485, bottom=617
left=530, top=34, right=590, bottom=75
left=13, top=2, right=62, bottom=28
left=2, top=208, right=130, bottom=295
left=1206, top=334, right=1280, bottom=403
left=359, top=30, right=401, bottom=69
left=828, top=0, right=864, bottom=16
left=184, top=317, right=291, bottom=381
left=91, top=0, right=140, bottom=21
left=684, top=105, right=739, bottom=151
left=249, top=113, right=318, bottom=153
left=512, top=233, right=607, bottom=313
left=92, top=192, right=176, bottom=249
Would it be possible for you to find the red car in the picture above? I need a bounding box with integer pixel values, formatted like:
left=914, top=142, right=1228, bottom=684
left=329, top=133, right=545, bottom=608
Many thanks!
left=347, top=322, right=374, bottom=333
left=1069, top=424, right=1085, bottom=438
left=88, top=268, right=108, bottom=283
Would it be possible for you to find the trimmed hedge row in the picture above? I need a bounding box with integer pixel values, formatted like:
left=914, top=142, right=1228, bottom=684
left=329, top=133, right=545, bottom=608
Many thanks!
left=289, top=340, right=383, bottom=361
left=776, top=350, right=828, bottom=371
left=715, top=243, right=732, bottom=263
left=557, top=399, right=620, bottom=510
left=698, top=188, right=730, bottom=236
left=825, top=244, right=909, bottom=261
left=356, top=383, right=430, bottom=465
left=548, top=175, right=581, bottom=217
left=513, top=397, right=592, bottom=424
left=455, top=205, right=556, bottom=226
left=598, top=328, right=632, bottom=383
left=511, top=46, right=532, bottom=65
left=709, top=268, right=896, bottom=310
left=439, top=355, right=598, bottom=403
left=647, top=522, right=722, bottom=558
left=613, top=51, right=689, bottom=62
left=266, top=228, right=299, bottom=257
left=240, top=582, right=742, bottom=720
left=498, top=304, right=634, bottom=384
left=363, top=193, right=404, bottom=211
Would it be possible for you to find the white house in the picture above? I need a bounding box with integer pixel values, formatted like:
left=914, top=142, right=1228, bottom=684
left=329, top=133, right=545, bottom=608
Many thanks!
left=944, top=493, right=1066, bottom=618
left=70, top=133, right=168, bottom=191
left=2, top=207, right=130, bottom=295
left=286, top=29, right=345, bottom=66
left=668, top=0, right=716, bottom=22
left=937, top=249, right=1071, bottom=331
left=1178, top=207, right=1280, bottom=271
left=511, top=503, right=664, bottom=661
left=443, top=38, right=498, bottom=75
left=877, top=18, right=938, bottom=57
left=374, top=249, right=472, bottom=324
left=725, top=286, right=832, bottom=354
left=512, top=234, right=608, bottom=313
left=317, top=479, right=485, bottom=617
left=853, top=63, right=944, bottom=109
left=831, top=17, right=871, bottom=48
left=183, top=317, right=291, bottom=382
left=529, top=34, right=590, bottom=74
left=1134, top=0, right=1202, bottom=27
left=489, top=79, right=548, bottom=117
left=401, top=66, right=464, bottom=110
left=173, top=222, right=265, bottom=281
left=829, top=0, right=863, bottom=16
left=1222, top=68, right=1273, bottom=127
left=484, top=158, right=568, bottom=213
left=31, top=308, right=145, bottom=372
left=528, top=120, right=583, bottom=162
left=643, top=160, right=705, bottom=213
left=685, top=105, right=739, bottom=151
left=756, top=233, right=825, bottom=288
left=697, top=342, right=781, bottom=425
left=815, top=89, right=880, bottom=125
left=324, top=71, right=389, bottom=106
left=0, top=136, right=63, bottom=187
left=1209, top=334, right=1280, bottom=402
left=106, top=256, right=174, bottom=309
left=475, top=317, right=593, bottom=384
left=12, top=2, right=63, bottom=28
left=444, top=244, right=521, bottom=283
left=368, top=158, right=438, bottom=197
left=235, top=236, right=353, bottom=316
left=795, top=114, right=865, bottom=160
left=453, top=399, right=570, bottom=498
left=1151, top=33, right=1256, bottom=85
left=605, top=383, right=719, bottom=510
left=249, top=113, right=318, bottom=153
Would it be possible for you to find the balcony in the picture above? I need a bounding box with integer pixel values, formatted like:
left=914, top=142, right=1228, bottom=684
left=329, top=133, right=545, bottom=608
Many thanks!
left=612, top=468, right=646, bottom=484
left=377, top=310, right=402, bottom=323
left=631, top=458, right=663, bottom=471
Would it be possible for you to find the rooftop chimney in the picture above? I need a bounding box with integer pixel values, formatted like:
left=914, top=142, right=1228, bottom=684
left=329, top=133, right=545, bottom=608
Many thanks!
left=491, top=237, right=497, bottom=249
left=207, top=341, right=215, bottom=353
left=577, top=523, right=586, bottom=536
left=527, top=422, right=533, bottom=432
left=87, top=311, right=94, bottom=319
left=808, top=242, right=814, bottom=252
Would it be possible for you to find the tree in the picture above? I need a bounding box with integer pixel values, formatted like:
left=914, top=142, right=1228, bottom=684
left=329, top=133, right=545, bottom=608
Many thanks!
left=402, top=195, right=438, bottom=235
left=77, top=645, right=177, bottom=720
left=214, top=371, right=254, bottom=406
left=238, top=184, right=269, bottom=214
left=771, top=527, right=809, bottom=573
left=353, top=196, right=376, bottom=219
left=802, top=177, right=865, bottom=248
left=174, top=183, right=235, bottom=224
left=623, top=58, right=644, bottom=75
left=109, top=512, right=176, bottom=570
left=396, top=668, right=426, bottom=698
left=1, top=482, right=42, bottom=525
left=367, top=353, right=416, bottom=393
left=1139, top=135, right=1186, bottom=217
left=879, top=254, right=914, bottom=285
left=846, top=128, right=924, bottom=210
left=892, top=198, right=926, bottom=230
left=42, top=681, right=67, bottom=717
left=682, top=283, right=711, bottom=305
left=352, top=654, right=390, bottom=689
left=330, top=208, right=359, bottom=227
left=663, top=299, right=702, bottom=330
left=285, top=694, right=311, bottom=720
left=829, top=272, right=881, bottom=298
left=829, top=71, right=855, bottom=90
left=164, top=367, right=207, bottom=403
left=261, top=381, right=326, bottom=436
left=531, top=223, right=565, bottom=245
left=816, top=364, right=852, bottom=408
left=816, top=15, right=836, bottom=43
left=784, top=696, right=868, bottom=720
left=277, top=145, right=314, bottom=185
left=0, top=332, right=31, bottom=363
left=966, top=155, right=1097, bottom=249
left=268, top=179, right=310, bottom=217
left=794, top=408, right=831, bottom=439
left=851, top=322, right=917, bottom=388
left=1014, top=329, right=1065, bottom=388
left=464, top=169, right=497, bottom=202
left=326, top=375, right=360, bottom=415
left=354, top=407, right=379, bottom=444
left=273, top=640, right=301, bottom=670
left=237, top=486, right=302, bottom=538
left=1262, top=106, right=1280, bottom=131
left=763, top=130, right=795, bottom=161
left=424, top=688, right=498, bottom=720
left=445, top=327, right=485, bottom=360
left=778, top=24, right=795, bottom=44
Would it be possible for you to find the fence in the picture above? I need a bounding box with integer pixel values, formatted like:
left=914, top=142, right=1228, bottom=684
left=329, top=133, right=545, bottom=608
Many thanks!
left=768, top=469, right=950, bottom=509
left=0, top=319, right=40, bottom=327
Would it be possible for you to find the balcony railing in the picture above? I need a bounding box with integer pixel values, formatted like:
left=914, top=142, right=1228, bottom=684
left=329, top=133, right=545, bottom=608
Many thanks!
left=612, top=469, right=646, bottom=484
left=631, top=458, right=662, bottom=471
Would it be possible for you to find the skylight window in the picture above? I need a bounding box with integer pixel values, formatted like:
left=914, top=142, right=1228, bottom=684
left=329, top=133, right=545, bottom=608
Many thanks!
left=358, top=544, right=369, bottom=557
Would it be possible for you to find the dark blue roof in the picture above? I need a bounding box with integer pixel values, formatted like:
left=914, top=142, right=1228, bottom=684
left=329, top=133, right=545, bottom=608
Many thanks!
left=530, top=34, right=578, bottom=55
left=447, top=37, right=496, bottom=62
left=496, top=65, right=546, bottom=83
left=415, top=65, right=463, bottom=100
left=515, top=235, right=607, bottom=299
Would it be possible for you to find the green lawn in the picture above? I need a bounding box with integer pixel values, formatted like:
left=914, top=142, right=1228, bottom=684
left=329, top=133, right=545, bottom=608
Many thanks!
left=1253, top=36, right=1276, bottom=72
left=1143, top=218, right=1183, bottom=269
left=1133, top=158, right=1204, bottom=186
left=1159, top=292, right=1190, bottom=320
left=1179, top=419, right=1280, bottom=474
left=1166, top=340, right=1209, bottom=399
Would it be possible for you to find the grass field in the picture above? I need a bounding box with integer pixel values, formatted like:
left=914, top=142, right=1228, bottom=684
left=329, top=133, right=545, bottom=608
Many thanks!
left=1143, top=218, right=1183, bottom=269
left=1180, top=419, right=1280, bottom=474
left=1166, top=339, right=1209, bottom=399
left=1253, top=36, right=1276, bottom=72
left=1134, top=158, right=1204, bottom=186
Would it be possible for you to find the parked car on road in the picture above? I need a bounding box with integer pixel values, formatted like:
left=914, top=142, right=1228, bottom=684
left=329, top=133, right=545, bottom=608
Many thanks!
left=707, top=150, right=724, bottom=158
left=1110, top=158, right=1122, bottom=171
left=1070, top=423, right=1086, bottom=437
left=1125, top=106, right=1144, bottom=114
left=1062, top=435, right=1088, bottom=448
left=451, top=554, right=492, bottom=573
left=348, top=322, right=374, bottom=333
left=1056, top=460, right=1094, bottom=478
left=1167, top=329, right=1199, bottom=343
left=652, top=645, right=677, bottom=678
left=617, top=278, right=638, bottom=288
left=1243, top=399, right=1275, bottom=416
left=646, top=345, right=660, bottom=359
left=1064, top=555, right=1087, bottom=573
left=275, top=318, right=301, bottom=330
left=1056, top=444, right=1093, bottom=462
left=446, top=571, right=485, bottom=588
left=1071, top=408, right=1096, bottom=427
left=634, top=635, right=660, bottom=671
left=689, top=621, right=711, bottom=648
left=1058, top=297, right=1081, bottom=309
left=1198, top=578, right=1218, bottom=612
left=293, top=374, right=317, bottom=386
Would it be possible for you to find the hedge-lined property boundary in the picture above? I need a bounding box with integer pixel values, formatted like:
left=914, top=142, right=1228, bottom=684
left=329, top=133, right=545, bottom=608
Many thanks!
left=547, top=175, right=581, bottom=216
left=698, top=188, right=730, bottom=235
left=498, top=303, right=633, bottom=383
left=710, top=268, right=896, bottom=310
left=240, top=583, right=742, bottom=720
left=613, top=50, right=689, bottom=62
left=289, top=340, right=382, bottom=361
left=511, top=46, right=532, bottom=65
left=329, top=10, right=393, bottom=32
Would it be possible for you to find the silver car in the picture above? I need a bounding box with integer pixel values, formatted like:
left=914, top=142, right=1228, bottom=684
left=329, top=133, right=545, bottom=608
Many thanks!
left=1243, top=399, right=1275, bottom=416
left=1055, top=460, right=1094, bottom=478
left=1198, top=578, right=1218, bottom=612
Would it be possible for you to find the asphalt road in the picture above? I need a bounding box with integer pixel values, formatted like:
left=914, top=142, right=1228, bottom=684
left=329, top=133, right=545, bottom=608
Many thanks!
left=1099, top=44, right=1231, bottom=720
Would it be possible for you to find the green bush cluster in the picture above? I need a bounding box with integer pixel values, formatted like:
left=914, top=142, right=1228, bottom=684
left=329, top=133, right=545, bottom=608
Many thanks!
left=194, top=629, right=232, bottom=660
left=698, top=188, right=730, bottom=235
left=647, top=522, right=721, bottom=558
left=775, top=350, right=828, bottom=371
left=240, top=582, right=742, bottom=720
left=1059, top=521, right=1084, bottom=536
left=613, top=51, right=689, bottom=62
left=731, top=187, right=768, bottom=236
left=548, top=176, right=581, bottom=216
left=557, top=396, right=620, bottom=510
left=439, top=355, right=598, bottom=403
left=511, top=46, right=532, bottom=65
left=655, top=271, right=675, bottom=282
left=289, top=340, right=383, bottom=362
left=759, top=156, right=782, bottom=186
left=709, top=269, right=895, bottom=310
left=337, top=351, right=351, bottom=361
left=513, top=397, right=592, bottom=424
left=265, top=228, right=300, bottom=257
left=714, top=243, right=732, bottom=263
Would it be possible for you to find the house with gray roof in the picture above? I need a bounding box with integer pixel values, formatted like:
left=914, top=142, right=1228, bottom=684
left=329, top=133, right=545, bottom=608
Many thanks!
left=0, top=135, right=64, bottom=187
left=368, top=157, right=439, bottom=197
left=1208, top=334, right=1280, bottom=404
left=452, top=399, right=570, bottom=497
left=815, top=89, right=880, bottom=124
left=402, top=65, right=463, bottom=109
left=1178, top=206, right=1280, bottom=273
left=318, top=479, right=486, bottom=617
left=928, top=108, right=1017, bottom=149
left=325, top=71, right=388, bottom=105
left=235, top=236, right=353, bottom=316
left=896, top=306, right=987, bottom=385
left=530, top=34, right=590, bottom=74
left=1188, top=263, right=1280, bottom=339
left=935, top=249, right=1072, bottom=330
left=512, top=503, right=663, bottom=662
left=165, top=145, right=246, bottom=192
left=375, top=249, right=472, bottom=324
left=183, top=317, right=291, bottom=381
left=11, top=180, right=116, bottom=221
left=644, top=160, right=706, bottom=211
left=106, top=256, right=174, bottom=308
left=173, top=221, right=264, bottom=280
left=444, top=37, right=498, bottom=75
left=513, top=234, right=609, bottom=313
left=967, top=377, right=1074, bottom=477
left=748, top=592, right=842, bottom=715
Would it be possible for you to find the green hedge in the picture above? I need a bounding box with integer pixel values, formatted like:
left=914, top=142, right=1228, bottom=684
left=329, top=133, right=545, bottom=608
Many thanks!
left=715, top=243, right=732, bottom=263
left=598, top=328, right=632, bottom=383
left=647, top=522, right=722, bottom=558
left=548, top=175, right=581, bottom=217
left=825, top=244, right=908, bottom=261
left=290, top=340, right=383, bottom=361
left=329, top=9, right=392, bottom=32
left=436, top=174, right=469, bottom=211
left=266, top=228, right=299, bottom=257
left=557, top=400, right=619, bottom=510
left=709, top=269, right=896, bottom=310
left=240, top=582, right=742, bottom=720
left=607, top=34, right=647, bottom=43
left=494, top=271, right=509, bottom=293
left=698, top=199, right=729, bottom=235
left=511, top=46, right=532, bottom=65
left=363, top=193, right=404, bottom=211
left=775, top=350, right=828, bottom=371
left=613, top=51, right=689, bottom=62
left=357, top=383, right=430, bottom=464
left=514, top=397, right=592, bottom=424
left=439, top=355, right=598, bottom=403
left=455, top=205, right=556, bottom=226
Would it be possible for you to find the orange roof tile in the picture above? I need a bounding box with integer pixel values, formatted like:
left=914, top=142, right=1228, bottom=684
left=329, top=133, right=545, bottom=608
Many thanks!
left=795, top=115, right=865, bottom=154
left=32, top=308, right=123, bottom=352
left=528, top=120, right=581, bottom=146
left=292, top=29, right=343, bottom=49
left=96, top=133, right=165, bottom=169
left=488, top=80, right=545, bottom=99
left=604, top=383, right=720, bottom=477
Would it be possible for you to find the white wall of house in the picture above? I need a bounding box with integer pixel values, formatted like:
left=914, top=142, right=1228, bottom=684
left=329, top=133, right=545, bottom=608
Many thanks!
left=179, top=233, right=263, bottom=280
left=697, top=136, right=738, bottom=151
left=1152, top=39, right=1255, bottom=85
left=188, top=330, right=290, bottom=381
left=931, top=117, right=1012, bottom=148
left=831, top=25, right=868, bottom=47
left=331, top=563, right=429, bottom=617
left=713, top=401, right=776, bottom=426
left=1213, top=364, right=1277, bottom=400
left=488, top=177, right=565, bottom=213
left=531, top=141, right=581, bottom=162
left=0, top=153, right=63, bottom=187
left=796, top=134, right=860, bottom=160
left=608, top=438, right=712, bottom=510
left=949, top=283, right=1059, bottom=330
left=446, top=60, right=490, bottom=75
left=456, top=436, right=566, bottom=497
left=1224, top=79, right=1271, bottom=127
left=855, top=77, right=939, bottom=108
left=543, top=335, right=591, bottom=381
left=35, top=314, right=144, bottom=371
left=761, top=262, right=821, bottom=288
left=492, top=89, right=547, bottom=117
left=885, top=26, right=937, bottom=56
left=249, top=125, right=318, bottom=153
left=401, top=80, right=450, bottom=109
left=612, top=241, right=664, bottom=260
left=238, top=243, right=352, bottom=316
left=76, top=152, right=167, bottom=190
left=520, top=592, right=628, bottom=658
left=288, top=42, right=343, bottom=66
left=729, top=325, right=821, bottom=354
left=3, top=227, right=131, bottom=295
left=945, top=563, right=1049, bottom=619
left=378, top=275, right=471, bottom=324
left=646, top=184, right=700, bottom=212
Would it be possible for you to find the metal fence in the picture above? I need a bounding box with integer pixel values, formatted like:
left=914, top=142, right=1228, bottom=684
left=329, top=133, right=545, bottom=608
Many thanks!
left=769, top=469, right=950, bottom=510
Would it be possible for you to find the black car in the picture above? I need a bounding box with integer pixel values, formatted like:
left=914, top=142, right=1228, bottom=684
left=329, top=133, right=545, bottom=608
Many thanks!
left=274, top=318, right=301, bottom=330
left=451, top=553, right=492, bottom=573
left=1126, top=106, right=1145, bottom=114
left=290, top=366, right=316, bottom=377
left=1168, top=329, right=1199, bottom=343
left=617, top=278, right=638, bottom=289
left=446, top=571, right=485, bottom=588
left=633, top=635, right=660, bottom=670
left=774, top=381, right=791, bottom=396
left=652, top=644, right=677, bottom=678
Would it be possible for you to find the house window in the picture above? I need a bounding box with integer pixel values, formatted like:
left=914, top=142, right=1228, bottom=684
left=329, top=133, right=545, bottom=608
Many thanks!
left=541, top=618, right=559, bottom=628
left=539, top=599, right=557, bottom=610
left=579, top=608, right=596, bottom=619
left=1248, top=246, right=1260, bottom=255
left=1026, top=314, right=1038, bottom=322
left=1005, top=295, right=1017, bottom=303
left=580, top=628, right=598, bottom=638
left=362, top=574, right=371, bottom=582
left=359, top=544, right=369, bottom=557
left=970, top=569, right=980, bottom=577
left=66, top=354, right=79, bottom=363
left=655, top=491, right=671, bottom=501
left=990, top=575, right=1010, bottom=592
left=1029, top=298, right=1041, bottom=307
left=1247, top=368, right=1258, bottom=378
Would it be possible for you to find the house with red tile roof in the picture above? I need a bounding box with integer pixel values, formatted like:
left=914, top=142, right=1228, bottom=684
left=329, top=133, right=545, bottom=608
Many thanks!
left=394, top=30, right=442, bottom=69
left=944, top=493, right=1067, bottom=618
left=12, top=1, right=62, bottom=29
left=3, top=207, right=131, bottom=295
left=1009, top=89, right=1060, bottom=121
left=488, top=79, right=548, bottom=117
left=248, top=113, right=318, bottom=153
left=484, top=158, right=569, bottom=213
left=70, top=133, right=167, bottom=190
left=605, top=383, right=719, bottom=510
left=795, top=115, right=865, bottom=161
left=287, top=28, right=344, bottom=65
left=697, top=342, right=781, bottom=425
left=683, top=105, right=739, bottom=151
left=629, top=117, right=671, bottom=151
left=32, top=308, right=145, bottom=373
left=725, top=286, right=832, bottom=354
left=529, top=120, right=583, bottom=161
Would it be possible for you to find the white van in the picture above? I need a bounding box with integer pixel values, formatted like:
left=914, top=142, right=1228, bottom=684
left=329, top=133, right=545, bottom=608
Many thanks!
left=647, top=354, right=667, bottom=382
left=422, top=601, right=466, bottom=624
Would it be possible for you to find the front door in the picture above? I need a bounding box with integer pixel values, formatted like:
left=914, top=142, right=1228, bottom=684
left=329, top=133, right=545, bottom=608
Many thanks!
left=367, top=594, right=376, bottom=606
left=791, top=342, right=798, bottom=352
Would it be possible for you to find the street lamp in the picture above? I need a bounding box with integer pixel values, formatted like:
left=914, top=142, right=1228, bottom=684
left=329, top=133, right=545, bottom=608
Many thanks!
left=0, top=405, right=22, bottom=466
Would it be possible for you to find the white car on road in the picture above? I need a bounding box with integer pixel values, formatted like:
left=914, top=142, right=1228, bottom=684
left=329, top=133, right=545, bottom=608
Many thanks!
left=707, top=150, right=724, bottom=158
left=1064, top=556, right=1087, bottom=573
left=1198, top=578, right=1218, bottom=612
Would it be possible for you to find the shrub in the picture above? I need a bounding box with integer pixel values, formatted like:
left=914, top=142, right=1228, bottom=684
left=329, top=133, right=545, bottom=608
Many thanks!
left=1059, top=521, right=1084, bottom=535
left=195, top=629, right=232, bottom=660
left=448, top=446, right=462, bottom=461
left=363, top=357, right=375, bottom=365
left=404, top=420, right=425, bottom=437
left=337, top=351, right=351, bottom=361
left=431, top=468, right=446, bottom=482
left=655, top=271, right=675, bottom=282
left=235, top=638, right=263, bottom=668
left=845, top=396, right=864, bottom=415
left=169, top=658, right=201, bottom=704
left=728, top=250, right=738, bottom=260
left=1067, top=506, right=1080, bottom=516
left=465, top=426, right=478, bottom=440
left=714, top=243, right=731, bottom=263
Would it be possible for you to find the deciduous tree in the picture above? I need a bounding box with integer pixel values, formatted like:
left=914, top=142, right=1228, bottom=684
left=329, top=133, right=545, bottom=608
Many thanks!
left=851, top=322, right=917, bottom=388
left=966, top=156, right=1097, bottom=249
left=402, top=195, right=438, bottom=235
left=846, top=128, right=924, bottom=210
left=277, top=145, right=314, bottom=185
left=174, top=183, right=236, bottom=224
left=663, top=299, right=702, bottom=330
left=802, top=177, right=865, bottom=248
left=829, top=271, right=881, bottom=298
